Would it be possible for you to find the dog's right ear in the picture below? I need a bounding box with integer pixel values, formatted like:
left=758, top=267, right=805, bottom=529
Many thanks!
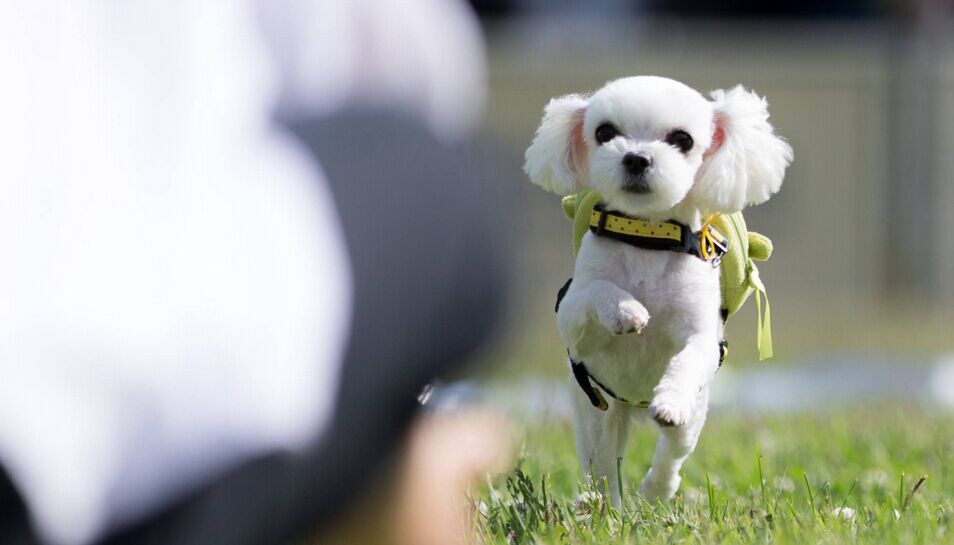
left=523, top=94, right=590, bottom=195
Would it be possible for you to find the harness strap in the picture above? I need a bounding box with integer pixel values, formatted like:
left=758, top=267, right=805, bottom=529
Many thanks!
left=570, top=357, right=609, bottom=411
left=569, top=356, right=650, bottom=411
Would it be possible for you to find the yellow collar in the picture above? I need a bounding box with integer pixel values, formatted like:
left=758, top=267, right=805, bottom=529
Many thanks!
left=588, top=204, right=728, bottom=263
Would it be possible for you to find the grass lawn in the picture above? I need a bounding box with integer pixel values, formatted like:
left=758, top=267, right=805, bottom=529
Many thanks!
left=474, top=405, right=954, bottom=544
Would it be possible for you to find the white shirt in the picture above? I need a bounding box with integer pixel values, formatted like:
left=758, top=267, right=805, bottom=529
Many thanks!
left=0, top=3, right=349, bottom=544
left=0, top=1, right=484, bottom=541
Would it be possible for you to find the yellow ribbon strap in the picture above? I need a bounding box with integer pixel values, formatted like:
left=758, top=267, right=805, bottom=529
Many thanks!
left=748, top=264, right=773, bottom=360
left=699, top=214, right=726, bottom=262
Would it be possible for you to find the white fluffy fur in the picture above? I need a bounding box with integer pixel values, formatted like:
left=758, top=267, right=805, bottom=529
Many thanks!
left=692, top=86, right=794, bottom=213
left=524, top=93, right=590, bottom=195
left=524, top=76, right=792, bottom=506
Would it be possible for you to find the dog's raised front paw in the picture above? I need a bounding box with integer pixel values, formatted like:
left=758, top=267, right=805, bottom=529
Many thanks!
left=648, top=390, right=692, bottom=427
left=597, top=299, right=649, bottom=335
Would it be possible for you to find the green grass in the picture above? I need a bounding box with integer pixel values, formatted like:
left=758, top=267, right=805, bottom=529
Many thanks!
left=473, top=405, right=954, bottom=544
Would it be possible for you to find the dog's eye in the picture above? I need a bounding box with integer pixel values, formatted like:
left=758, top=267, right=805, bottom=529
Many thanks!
left=595, top=123, right=620, bottom=145
left=665, top=130, right=694, bottom=153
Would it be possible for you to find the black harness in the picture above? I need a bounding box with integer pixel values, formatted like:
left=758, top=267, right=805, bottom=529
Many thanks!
left=555, top=207, right=731, bottom=411
left=569, top=351, right=644, bottom=411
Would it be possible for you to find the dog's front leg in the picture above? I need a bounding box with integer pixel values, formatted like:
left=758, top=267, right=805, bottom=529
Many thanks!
left=640, top=387, right=709, bottom=502
left=642, top=310, right=720, bottom=501
left=557, top=279, right=649, bottom=350
left=648, top=332, right=719, bottom=428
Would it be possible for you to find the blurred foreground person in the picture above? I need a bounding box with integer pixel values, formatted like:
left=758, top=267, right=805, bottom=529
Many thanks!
left=0, top=1, right=511, bottom=544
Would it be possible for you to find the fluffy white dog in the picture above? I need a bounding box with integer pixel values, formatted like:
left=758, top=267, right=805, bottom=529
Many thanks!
left=524, top=76, right=792, bottom=506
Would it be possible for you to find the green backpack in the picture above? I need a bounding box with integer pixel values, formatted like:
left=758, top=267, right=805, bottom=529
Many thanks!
left=561, top=190, right=774, bottom=360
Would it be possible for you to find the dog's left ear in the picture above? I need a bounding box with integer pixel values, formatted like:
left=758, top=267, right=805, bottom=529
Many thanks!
left=692, top=86, right=793, bottom=213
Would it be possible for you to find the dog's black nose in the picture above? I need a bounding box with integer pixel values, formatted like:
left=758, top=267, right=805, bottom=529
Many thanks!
left=622, top=153, right=651, bottom=176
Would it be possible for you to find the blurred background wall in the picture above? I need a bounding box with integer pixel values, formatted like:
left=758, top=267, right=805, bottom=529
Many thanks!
left=464, top=0, right=954, bottom=376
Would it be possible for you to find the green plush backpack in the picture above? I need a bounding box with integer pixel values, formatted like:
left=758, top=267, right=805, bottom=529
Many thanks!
left=561, top=190, right=774, bottom=360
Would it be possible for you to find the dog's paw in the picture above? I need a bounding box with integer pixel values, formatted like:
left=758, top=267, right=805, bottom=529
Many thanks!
left=639, top=469, right=681, bottom=502
left=648, top=390, right=692, bottom=427
left=597, top=299, right=649, bottom=335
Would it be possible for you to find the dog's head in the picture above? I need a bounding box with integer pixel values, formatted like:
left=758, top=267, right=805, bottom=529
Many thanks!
left=524, top=76, right=793, bottom=218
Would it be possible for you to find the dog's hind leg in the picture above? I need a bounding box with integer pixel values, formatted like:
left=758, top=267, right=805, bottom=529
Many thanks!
left=570, top=371, right=634, bottom=509
left=639, top=386, right=709, bottom=502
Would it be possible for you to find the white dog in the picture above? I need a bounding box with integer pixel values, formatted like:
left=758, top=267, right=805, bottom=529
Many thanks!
left=524, top=76, right=792, bottom=506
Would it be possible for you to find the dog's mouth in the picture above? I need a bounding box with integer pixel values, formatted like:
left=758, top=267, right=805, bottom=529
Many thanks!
left=621, top=176, right=651, bottom=194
